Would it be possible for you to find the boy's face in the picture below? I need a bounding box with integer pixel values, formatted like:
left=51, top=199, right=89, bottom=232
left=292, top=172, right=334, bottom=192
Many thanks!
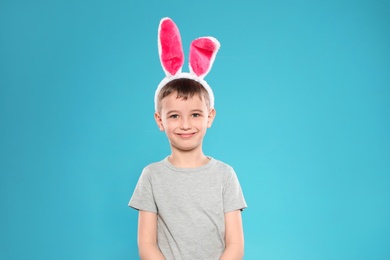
left=154, top=92, right=216, bottom=153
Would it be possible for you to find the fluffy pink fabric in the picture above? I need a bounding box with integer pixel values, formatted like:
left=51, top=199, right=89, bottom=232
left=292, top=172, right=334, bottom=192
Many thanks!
left=189, top=38, right=218, bottom=77
left=159, top=18, right=184, bottom=76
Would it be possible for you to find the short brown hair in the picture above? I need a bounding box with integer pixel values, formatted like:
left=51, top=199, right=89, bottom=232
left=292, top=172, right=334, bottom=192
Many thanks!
left=156, top=78, right=211, bottom=112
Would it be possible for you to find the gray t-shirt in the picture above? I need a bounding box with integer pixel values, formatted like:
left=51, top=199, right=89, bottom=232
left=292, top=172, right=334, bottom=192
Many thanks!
left=129, top=157, right=247, bottom=260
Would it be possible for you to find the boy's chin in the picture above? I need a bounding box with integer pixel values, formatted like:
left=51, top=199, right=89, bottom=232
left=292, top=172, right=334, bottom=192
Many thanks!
left=170, top=144, right=202, bottom=153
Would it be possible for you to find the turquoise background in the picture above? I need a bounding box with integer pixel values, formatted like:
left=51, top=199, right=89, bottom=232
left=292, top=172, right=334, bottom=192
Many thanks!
left=1, top=0, right=389, bottom=259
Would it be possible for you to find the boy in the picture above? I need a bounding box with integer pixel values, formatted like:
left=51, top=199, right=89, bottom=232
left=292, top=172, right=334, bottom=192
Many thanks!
left=129, top=18, right=247, bottom=260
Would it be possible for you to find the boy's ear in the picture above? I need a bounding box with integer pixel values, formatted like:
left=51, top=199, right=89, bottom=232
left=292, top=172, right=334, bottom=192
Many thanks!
left=207, top=109, right=216, bottom=128
left=154, top=112, right=165, bottom=131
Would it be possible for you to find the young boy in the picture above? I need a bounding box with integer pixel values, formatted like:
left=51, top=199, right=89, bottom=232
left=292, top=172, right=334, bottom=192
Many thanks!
left=129, top=18, right=246, bottom=260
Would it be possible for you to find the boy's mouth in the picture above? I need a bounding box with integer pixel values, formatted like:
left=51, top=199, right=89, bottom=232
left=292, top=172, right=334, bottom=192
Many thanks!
left=177, top=132, right=196, bottom=138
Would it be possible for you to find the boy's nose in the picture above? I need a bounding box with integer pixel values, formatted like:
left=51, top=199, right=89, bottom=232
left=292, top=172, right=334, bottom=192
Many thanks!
left=180, top=118, right=191, bottom=130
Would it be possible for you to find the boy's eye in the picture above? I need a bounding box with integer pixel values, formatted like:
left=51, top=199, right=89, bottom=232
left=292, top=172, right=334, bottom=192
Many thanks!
left=192, top=113, right=201, bottom=118
left=169, top=114, right=179, bottom=119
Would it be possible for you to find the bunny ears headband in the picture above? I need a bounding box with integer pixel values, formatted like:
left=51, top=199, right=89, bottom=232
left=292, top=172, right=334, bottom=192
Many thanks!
left=154, top=17, right=220, bottom=111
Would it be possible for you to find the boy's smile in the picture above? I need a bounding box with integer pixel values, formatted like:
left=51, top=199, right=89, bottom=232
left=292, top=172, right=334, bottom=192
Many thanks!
left=155, top=92, right=216, bottom=154
left=177, top=132, right=196, bottom=138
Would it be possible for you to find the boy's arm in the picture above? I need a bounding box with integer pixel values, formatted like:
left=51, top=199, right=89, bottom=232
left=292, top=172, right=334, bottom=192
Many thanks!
left=220, top=210, right=244, bottom=260
left=138, top=210, right=165, bottom=260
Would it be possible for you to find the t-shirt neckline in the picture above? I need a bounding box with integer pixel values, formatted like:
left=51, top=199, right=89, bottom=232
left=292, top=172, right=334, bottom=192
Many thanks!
left=163, top=156, right=216, bottom=173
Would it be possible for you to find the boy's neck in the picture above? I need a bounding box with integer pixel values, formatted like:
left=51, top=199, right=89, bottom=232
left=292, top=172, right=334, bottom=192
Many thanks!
left=168, top=150, right=210, bottom=168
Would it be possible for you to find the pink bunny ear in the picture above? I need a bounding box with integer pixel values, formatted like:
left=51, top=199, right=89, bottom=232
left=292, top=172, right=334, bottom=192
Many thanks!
left=189, top=37, right=220, bottom=78
left=158, top=18, right=184, bottom=76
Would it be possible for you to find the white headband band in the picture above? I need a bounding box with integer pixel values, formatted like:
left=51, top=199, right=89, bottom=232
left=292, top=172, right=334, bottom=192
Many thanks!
left=154, top=17, right=220, bottom=112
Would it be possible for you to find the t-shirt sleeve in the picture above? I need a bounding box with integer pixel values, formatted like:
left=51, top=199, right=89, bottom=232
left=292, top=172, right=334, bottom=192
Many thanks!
left=223, top=167, right=247, bottom=213
left=128, top=167, right=157, bottom=213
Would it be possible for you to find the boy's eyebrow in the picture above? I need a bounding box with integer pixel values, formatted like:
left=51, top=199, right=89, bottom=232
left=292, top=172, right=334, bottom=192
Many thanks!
left=190, top=109, right=204, bottom=113
left=165, top=109, right=204, bottom=114
left=165, top=109, right=180, bottom=114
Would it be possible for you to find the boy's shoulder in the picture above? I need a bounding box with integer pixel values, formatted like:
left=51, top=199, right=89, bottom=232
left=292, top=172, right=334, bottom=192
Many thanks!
left=143, top=158, right=166, bottom=170
left=210, top=157, right=235, bottom=170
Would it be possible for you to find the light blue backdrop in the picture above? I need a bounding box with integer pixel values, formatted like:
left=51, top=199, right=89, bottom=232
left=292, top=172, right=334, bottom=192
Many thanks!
left=1, top=0, right=389, bottom=259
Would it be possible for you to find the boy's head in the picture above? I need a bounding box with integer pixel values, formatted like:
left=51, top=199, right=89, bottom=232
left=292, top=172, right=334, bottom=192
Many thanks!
left=156, top=78, right=211, bottom=113
left=154, top=78, right=216, bottom=152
